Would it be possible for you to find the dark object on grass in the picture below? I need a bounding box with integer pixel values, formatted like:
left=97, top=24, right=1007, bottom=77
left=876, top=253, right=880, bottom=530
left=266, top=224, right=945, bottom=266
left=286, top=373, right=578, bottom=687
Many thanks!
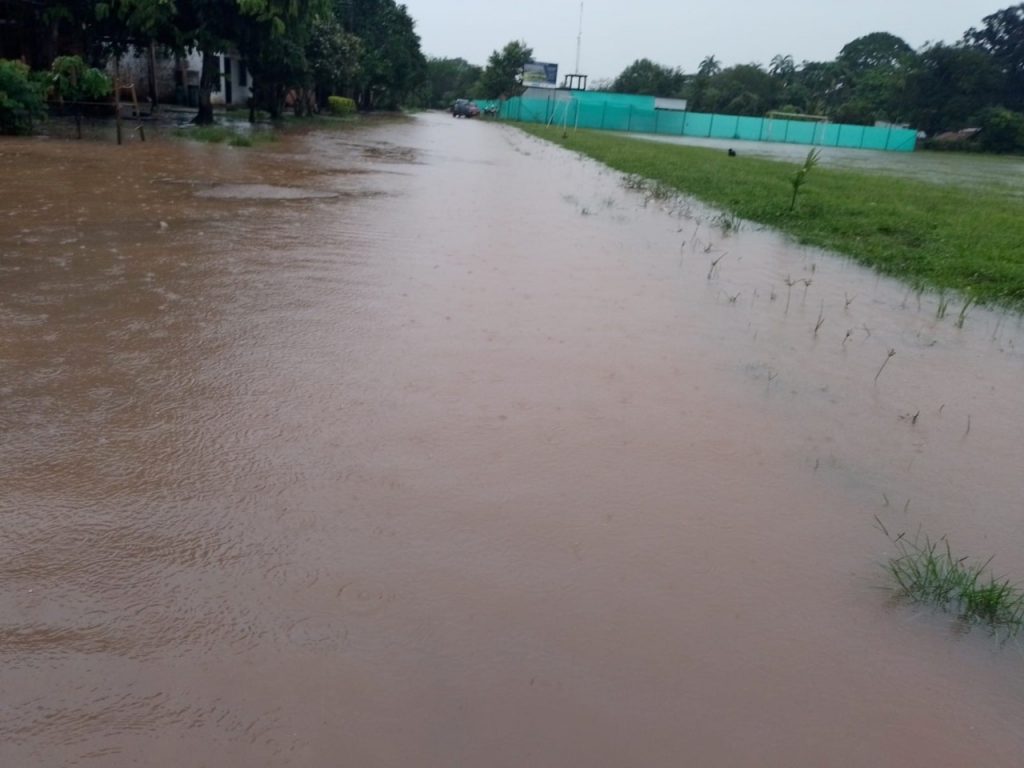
left=727, top=148, right=736, bottom=156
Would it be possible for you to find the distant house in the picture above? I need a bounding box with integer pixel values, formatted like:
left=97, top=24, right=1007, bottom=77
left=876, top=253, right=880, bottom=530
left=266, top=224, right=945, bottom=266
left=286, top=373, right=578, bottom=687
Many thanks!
left=931, top=127, right=981, bottom=143
left=110, top=48, right=252, bottom=110
left=179, top=50, right=252, bottom=108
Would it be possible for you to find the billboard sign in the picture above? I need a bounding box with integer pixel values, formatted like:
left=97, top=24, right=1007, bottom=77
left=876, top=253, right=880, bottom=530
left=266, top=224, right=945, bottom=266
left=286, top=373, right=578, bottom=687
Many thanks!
left=522, top=61, right=558, bottom=86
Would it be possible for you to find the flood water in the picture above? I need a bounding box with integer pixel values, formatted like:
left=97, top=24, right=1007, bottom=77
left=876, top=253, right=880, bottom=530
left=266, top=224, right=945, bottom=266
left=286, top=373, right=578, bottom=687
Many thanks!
left=3, top=112, right=1024, bottom=766
left=635, top=131, right=1024, bottom=197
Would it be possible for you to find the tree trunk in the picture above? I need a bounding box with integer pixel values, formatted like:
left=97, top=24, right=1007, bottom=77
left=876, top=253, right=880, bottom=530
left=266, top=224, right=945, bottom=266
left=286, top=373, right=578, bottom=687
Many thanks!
left=193, top=48, right=218, bottom=125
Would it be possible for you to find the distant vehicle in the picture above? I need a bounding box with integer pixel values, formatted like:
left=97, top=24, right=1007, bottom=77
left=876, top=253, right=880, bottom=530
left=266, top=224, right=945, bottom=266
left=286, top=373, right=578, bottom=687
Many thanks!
left=451, top=99, right=480, bottom=118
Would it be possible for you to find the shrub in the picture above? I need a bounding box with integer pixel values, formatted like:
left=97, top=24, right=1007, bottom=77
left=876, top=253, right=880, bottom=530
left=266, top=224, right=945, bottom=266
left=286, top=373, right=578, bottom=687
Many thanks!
left=0, top=59, right=45, bottom=135
left=327, top=95, right=356, bottom=116
left=976, top=107, right=1024, bottom=154
left=49, top=55, right=111, bottom=104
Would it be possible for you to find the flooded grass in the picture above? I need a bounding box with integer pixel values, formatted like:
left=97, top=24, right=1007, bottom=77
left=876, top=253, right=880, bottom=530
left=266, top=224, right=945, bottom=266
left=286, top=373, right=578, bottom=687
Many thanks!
left=172, top=124, right=277, bottom=147
left=517, top=125, right=1024, bottom=310
left=878, top=519, right=1024, bottom=639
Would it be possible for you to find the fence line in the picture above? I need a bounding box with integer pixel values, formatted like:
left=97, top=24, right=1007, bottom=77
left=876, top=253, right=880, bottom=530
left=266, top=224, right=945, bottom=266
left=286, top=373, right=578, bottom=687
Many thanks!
left=496, top=96, right=917, bottom=152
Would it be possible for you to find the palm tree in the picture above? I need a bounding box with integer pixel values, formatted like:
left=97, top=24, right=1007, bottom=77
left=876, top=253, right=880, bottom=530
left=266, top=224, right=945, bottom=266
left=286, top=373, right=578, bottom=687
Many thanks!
left=698, top=55, right=721, bottom=78
left=769, top=54, right=795, bottom=80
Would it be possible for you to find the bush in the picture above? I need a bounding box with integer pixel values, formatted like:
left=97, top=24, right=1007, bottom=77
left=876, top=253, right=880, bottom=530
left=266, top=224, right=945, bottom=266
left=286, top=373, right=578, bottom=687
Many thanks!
left=0, top=59, right=45, bottom=134
left=976, top=107, right=1024, bottom=154
left=50, top=55, right=111, bottom=104
left=327, top=95, right=356, bottom=116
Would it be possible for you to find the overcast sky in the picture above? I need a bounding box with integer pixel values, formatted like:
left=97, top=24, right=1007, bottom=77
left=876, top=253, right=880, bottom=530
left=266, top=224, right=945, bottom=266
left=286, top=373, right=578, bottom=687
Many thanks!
left=401, top=0, right=1005, bottom=82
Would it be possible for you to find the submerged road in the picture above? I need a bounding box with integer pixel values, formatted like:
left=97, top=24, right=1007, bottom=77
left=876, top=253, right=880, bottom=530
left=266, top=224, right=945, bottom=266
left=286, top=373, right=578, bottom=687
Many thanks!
left=2, top=112, right=1024, bottom=766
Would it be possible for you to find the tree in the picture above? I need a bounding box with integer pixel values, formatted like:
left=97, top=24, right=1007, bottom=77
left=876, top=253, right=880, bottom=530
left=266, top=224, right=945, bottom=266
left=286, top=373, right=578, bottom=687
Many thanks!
left=0, top=59, right=46, bottom=134
left=964, top=4, right=1024, bottom=109
left=837, top=32, right=914, bottom=72
left=610, top=58, right=684, bottom=96
left=49, top=55, right=112, bottom=104
left=418, top=56, right=481, bottom=108
left=700, top=64, right=778, bottom=116
left=687, top=55, right=721, bottom=111
left=697, top=55, right=721, bottom=78
left=769, top=54, right=795, bottom=81
left=347, top=0, right=426, bottom=109
left=793, top=60, right=844, bottom=115
left=768, top=54, right=797, bottom=110
left=826, top=32, right=919, bottom=124
left=976, top=106, right=1024, bottom=152
left=308, top=13, right=363, bottom=107
left=903, top=43, right=1002, bottom=134
left=478, top=40, right=532, bottom=99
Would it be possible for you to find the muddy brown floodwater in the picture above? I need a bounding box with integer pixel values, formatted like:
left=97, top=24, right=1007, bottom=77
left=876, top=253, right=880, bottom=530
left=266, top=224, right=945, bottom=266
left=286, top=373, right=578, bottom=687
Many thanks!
left=3, top=113, right=1024, bottom=767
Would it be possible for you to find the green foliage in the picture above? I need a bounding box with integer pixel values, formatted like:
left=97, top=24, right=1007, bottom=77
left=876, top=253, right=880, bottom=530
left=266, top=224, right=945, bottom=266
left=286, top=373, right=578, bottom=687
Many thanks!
left=417, top=56, right=483, bottom=108
left=348, top=0, right=426, bottom=110
left=702, top=64, right=779, bottom=116
left=327, top=95, right=356, bottom=115
left=308, top=14, right=362, bottom=98
left=0, top=59, right=45, bottom=135
left=610, top=59, right=685, bottom=97
left=479, top=40, right=532, bottom=99
left=49, top=56, right=112, bottom=102
left=519, top=125, right=1024, bottom=308
left=877, top=520, right=1024, bottom=639
left=903, top=44, right=1002, bottom=135
left=788, top=148, right=821, bottom=211
left=976, top=106, right=1024, bottom=152
left=964, top=3, right=1024, bottom=111
left=838, top=32, right=914, bottom=72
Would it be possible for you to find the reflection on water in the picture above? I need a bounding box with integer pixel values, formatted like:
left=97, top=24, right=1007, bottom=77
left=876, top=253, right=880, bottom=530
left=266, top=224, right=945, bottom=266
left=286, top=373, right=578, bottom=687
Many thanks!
left=2, top=114, right=1024, bottom=767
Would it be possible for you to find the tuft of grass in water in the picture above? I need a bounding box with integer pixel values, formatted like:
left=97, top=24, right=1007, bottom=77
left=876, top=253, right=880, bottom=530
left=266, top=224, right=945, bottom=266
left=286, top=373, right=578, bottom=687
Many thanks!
left=789, top=148, right=821, bottom=212
left=516, top=124, right=1024, bottom=310
left=876, top=518, right=1024, bottom=639
left=955, top=295, right=975, bottom=328
left=874, top=347, right=896, bottom=382
left=712, top=210, right=739, bottom=233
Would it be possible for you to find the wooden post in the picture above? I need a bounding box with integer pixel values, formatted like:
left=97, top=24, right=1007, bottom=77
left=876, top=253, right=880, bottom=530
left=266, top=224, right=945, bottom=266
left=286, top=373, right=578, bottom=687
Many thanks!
left=114, top=58, right=123, bottom=145
left=129, top=83, right=145, bottom=141
left=147, top=41, right=159, bottom=113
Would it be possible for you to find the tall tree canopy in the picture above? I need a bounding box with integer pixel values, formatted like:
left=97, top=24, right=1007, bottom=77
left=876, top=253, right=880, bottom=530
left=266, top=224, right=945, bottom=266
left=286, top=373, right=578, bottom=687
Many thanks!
left=417, top=57, right=482, bottom=108
left=964, top=3, right=1024, bottom=109
left=610, top=58, right=684, bottom=97
left=478, top=40, right=532, bottom=99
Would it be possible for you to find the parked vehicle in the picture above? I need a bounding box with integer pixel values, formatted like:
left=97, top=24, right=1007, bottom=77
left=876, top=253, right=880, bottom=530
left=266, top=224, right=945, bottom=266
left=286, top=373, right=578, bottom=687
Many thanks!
left=451, top=99, right=480, bottom=118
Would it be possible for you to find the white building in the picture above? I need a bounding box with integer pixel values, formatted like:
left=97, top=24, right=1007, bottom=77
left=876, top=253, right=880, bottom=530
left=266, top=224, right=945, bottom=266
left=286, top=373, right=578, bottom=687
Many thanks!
left=110, top=48, right=252, bottom=109
left=178, top=50, right=253, bottom=108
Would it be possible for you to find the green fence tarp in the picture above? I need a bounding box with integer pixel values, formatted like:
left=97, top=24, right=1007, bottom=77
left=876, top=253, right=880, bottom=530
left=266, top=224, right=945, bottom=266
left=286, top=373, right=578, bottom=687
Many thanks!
left=498, top=96, right=917, bottom=152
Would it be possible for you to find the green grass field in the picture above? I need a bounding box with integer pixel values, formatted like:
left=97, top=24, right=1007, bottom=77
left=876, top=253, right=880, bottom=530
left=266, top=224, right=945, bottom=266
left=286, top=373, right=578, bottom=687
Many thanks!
left=519, top=125, right=1024, bottom=310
